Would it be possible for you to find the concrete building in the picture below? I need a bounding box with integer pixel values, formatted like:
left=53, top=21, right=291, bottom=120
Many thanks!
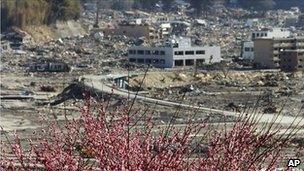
left=127, top=37, right=221, bottom=68
left=280, top=50, right=304, bottom=72
left=241, top=41, right=254, bottom=61
left=254, top=37, right=304, bottom=69
left=251, top=28, right=291, bottom=40
left=242, top=28, right=291, bottom=62
left=159, top=23, right=171, bottom=39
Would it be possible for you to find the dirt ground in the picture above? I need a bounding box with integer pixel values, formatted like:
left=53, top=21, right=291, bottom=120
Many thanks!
left=129, top=70, right=304, bottom=116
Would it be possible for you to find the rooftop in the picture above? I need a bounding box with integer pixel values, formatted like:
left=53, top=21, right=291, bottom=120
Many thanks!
left=255, top=36, right=304, bottom=40
left=282, top=49, right=304, bottom=52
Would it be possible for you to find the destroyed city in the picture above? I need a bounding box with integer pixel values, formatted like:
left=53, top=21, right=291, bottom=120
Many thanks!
left=1, top=0, right=304, bottom=170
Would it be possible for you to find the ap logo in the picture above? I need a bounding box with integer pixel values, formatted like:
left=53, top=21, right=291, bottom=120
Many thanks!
left=288, top=159, right=301, bottom=167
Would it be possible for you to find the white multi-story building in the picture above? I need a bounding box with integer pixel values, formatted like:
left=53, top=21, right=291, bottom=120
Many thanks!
left=251, top=28, right=291, bottom=40
left=127, top=37, right=221, bottom=68
left=241, top=41, right=254, bottom=61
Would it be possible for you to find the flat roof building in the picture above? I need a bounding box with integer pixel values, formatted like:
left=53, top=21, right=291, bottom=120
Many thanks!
left=241, top=41, right=254, bottom=61
left=254, top=37, right=304, bottom=69
left=127, top=37, right=221, bottom=68
left=251, top=28, right=291, bottom=40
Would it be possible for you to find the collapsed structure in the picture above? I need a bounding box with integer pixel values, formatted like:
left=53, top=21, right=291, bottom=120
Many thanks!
left=127, top=37, right=221, bottom=68
left=28, top=59, right=70, bottom=72
left=103, top=19, right=159, bottom=40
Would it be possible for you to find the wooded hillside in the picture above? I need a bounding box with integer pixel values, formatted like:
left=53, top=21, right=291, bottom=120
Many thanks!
left=1, top=0, right=81, bottom=31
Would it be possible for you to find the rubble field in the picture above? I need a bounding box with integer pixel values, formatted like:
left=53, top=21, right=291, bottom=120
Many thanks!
left=129, top=70, right=304, bottom=116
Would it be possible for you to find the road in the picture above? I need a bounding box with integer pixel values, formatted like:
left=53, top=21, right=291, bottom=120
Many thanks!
left=82, top=74, right=304, bottom=126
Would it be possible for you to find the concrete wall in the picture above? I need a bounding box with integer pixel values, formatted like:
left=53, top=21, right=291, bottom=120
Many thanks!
left=254, top=39, right=276, bottom=68
left=280, top=51, right=299, bottom=71
left=280, top=51, right=304, bottom=71
left=173, top=46, right=221, bottom=64
left=128, top=47, right=173, bottom=68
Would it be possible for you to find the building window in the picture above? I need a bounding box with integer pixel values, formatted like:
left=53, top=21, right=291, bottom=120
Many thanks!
left=160, top=51, right=165, bottom=55
left=196, top=50, right=205, bottom=55
left=185, top=51, right=194, bottom=55
left=152, top=50, right=159, bottom=55
left=129, top=50, right=136, bottom=54
left=137, top=50, right=144, bottom=55
left=145, top=50, right=151, bottom=55
left=174, top=60, right=183, bottom=66
left=257, top=33, right=260, bottom=37
left=174, top=51, right=183, bottom=55
left=129, top=58, right=136, bottom=62
left=185, top=59, right=194, bottom=66
left=137, top=58, right=144, bottom=63
left=196, top=59, right=205, bottom=64
left=152, top=59, right=159, bottom=64
left=146, top=59, right=152, bottom=64
left=265, top=33, right=267, bottom=37
left=244, top=47, right=251, bottom=52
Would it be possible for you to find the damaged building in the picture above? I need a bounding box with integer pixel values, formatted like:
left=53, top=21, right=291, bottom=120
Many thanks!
left=254, top=37, right=304, bottom=69
left=127, top=37, right=221, bottom=68
left=28, top=59, right=70, bottom=72
left=280, top=49, right=304, bottom=72
left=103, top=19, right=159, bottom=40
left=241, top=28, right=291, bottom=62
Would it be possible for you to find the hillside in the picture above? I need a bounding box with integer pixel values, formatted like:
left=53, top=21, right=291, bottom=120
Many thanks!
left=23, top=21, right=87, bottom=44
left=1, top=0, right=81, bottom=32
left=275, top=0, right=304, bottom=10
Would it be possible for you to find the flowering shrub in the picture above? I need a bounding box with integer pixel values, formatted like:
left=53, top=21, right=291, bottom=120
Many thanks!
left=0, top=96, right=297, bottom=170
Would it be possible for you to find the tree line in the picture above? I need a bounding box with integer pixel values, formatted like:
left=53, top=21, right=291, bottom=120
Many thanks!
left=1, top=0, right=81, bottom=31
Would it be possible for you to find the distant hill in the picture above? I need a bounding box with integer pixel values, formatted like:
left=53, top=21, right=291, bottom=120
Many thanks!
left=274, top=0, right=304, bottom=10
